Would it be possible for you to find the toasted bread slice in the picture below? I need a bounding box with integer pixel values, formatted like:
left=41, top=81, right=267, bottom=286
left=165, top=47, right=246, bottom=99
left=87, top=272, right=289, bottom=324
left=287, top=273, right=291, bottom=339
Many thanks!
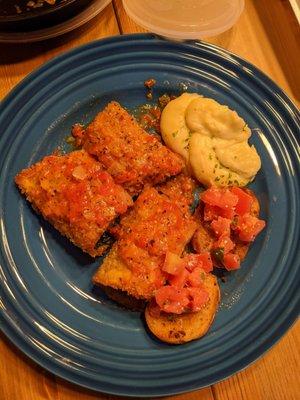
left=145, top=273, right=220, bottom=344
left=15, top=150, right=132, bottom=257
left=82, top=101, right=184, bottom=195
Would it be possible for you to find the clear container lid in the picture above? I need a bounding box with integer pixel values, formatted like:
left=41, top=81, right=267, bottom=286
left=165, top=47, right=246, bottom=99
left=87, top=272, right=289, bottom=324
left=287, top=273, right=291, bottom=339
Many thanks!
left=123, top=0, right=245, bottom=40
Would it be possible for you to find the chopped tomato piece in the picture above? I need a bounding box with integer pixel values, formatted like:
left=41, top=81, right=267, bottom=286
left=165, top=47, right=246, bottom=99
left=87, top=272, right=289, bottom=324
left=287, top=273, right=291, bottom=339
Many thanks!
left=223, top=253, right=240, bottom=270
left=237, top=214, right=266, bottom=242
left=231, top=187, right=253, bottom=216
left=218, top=206, right=235, bottom=220
left=168, top=268, right=189, bottom=288
left=71, top=123, right=85, bottom=146
left=65, top=181, right=88, bottom=222
left=186, top=266, right=205, bottom=288
left=186, top=287, right=209, bottom=312
left=211, top=216, right=231, bottom=237
left=72, top=123, right=85, bottom=138
left=185, top=252, right=213, bottom=273
left=213, top=235, right=235, bottom=254
left=203, top=204, right=219, bottom=221
left=201, top=187, right=238, bottom=210
left=162, top=252, right=185, bottom=275
left=155, top=286, right=189, bottom=314
left=204, top=204, right=234, bottom=221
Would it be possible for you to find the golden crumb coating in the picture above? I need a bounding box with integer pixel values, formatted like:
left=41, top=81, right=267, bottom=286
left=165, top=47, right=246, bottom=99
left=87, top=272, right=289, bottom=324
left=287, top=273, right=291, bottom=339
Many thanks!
left=15, top=150, right=133, bottom=257
left=155, top=173, right=198, bottom=208
left=82, top=101, right=184, bottom=195
left=93, top=176, right=197, bottom=299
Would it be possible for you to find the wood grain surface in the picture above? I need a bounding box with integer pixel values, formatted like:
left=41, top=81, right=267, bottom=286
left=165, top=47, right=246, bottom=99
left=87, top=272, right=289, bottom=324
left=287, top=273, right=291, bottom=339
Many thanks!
left=1, top=0, right=299, bottom=399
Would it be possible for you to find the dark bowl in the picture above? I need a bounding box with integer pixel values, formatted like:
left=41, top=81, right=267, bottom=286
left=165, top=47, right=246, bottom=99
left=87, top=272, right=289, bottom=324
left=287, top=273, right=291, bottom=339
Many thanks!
left=0, top=0, right=93, bottom=31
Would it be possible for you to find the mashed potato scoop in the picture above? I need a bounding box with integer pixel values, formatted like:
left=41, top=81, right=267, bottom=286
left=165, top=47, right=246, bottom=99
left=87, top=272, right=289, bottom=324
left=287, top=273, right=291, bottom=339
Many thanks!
left=160, top=94, right=261, bottom=187
left=160, top=92, right=200, bottom=161
left=185, top=97, right=251, bottom=141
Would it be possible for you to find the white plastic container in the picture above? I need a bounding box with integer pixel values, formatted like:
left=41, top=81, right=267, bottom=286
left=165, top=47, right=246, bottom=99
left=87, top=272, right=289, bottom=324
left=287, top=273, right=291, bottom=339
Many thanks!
left=123, top=0, right=245, bottom=40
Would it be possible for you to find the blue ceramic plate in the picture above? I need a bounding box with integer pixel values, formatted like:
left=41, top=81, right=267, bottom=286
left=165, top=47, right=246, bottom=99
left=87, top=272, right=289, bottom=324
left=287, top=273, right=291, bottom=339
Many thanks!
left=0, top=34, right=299, bottom=397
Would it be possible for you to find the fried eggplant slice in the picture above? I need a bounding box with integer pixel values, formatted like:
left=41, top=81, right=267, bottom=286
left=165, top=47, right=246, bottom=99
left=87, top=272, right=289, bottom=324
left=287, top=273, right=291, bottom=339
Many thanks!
left=93, top=177, right=197, bottom=300
left=82, top=101, right=184, bottom=195
left=101, top=286, right=146, bottom=312
left=145, top=273, right=220, bottom=344
left=155, top=173, right=198, bottom=207
left=15, top=150, right=133, bottom=257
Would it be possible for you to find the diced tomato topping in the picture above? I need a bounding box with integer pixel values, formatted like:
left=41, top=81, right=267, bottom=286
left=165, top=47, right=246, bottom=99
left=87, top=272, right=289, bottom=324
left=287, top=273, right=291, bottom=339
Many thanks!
left=155, top=251, right=212, bottom=313
left=185, top=252, right=213, bottom=273
left=203, top=204, right=219, bottom=221
left=72, top=123, right=85, bottom=139
left=168, top=268, right=189, bottom=288
left=94, top=170, right=112, bottom=183
left=218, top=206, right=235, bottom=220
left=71, top=123, right=85, bottom=146
left=186, top=287, right=209, bottom=312
left=213, top=235, right=235, bottom=254
left=155, top=285, right=209, bottom=314
left=162, top=252, right=185, bottom=275
left=223, top=253, right=240, bottom=270
left=197, top=186, right=265, bottom=273
left=150, top=106, right=161, bottom=119
left=64, top=182, right=88, bottom=222
left=236, top=214, right=266, bottom=242
left=201, top=187, right=238, bottom=210
left=134, top=235, right=149, bottom=249
left=211, top=216, right=231, bottom=237
left=196, top=252, right=213, bottom=272
left=155, top=286, right=189, bottom=314
left=231, top=187, right=253, bottom=216
left=204, top=204, right=235, bottom=221
left=186, top=266, right=205, bottom=288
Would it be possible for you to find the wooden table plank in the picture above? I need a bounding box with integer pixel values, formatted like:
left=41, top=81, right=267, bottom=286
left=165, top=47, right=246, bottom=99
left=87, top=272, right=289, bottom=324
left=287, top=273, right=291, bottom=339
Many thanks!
left=213, top=322, right=300, bottom=400
left=0, top=2, right=119, bottom=100
left=0, top=333, right=215, bottom=400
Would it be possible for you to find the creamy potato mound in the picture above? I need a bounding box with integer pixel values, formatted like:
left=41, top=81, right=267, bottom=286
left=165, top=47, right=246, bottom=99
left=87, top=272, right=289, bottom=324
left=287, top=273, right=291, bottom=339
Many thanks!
left=160, top=93, right=261, bottom=187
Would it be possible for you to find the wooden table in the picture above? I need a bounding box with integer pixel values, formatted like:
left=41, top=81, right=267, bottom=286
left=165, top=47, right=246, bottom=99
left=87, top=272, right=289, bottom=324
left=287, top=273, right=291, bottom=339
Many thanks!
left=0, top=1, right=299, bottom=399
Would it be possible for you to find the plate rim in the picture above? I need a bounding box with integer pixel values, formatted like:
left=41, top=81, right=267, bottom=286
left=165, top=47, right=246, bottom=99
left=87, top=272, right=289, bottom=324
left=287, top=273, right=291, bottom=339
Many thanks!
left=0, top=33, right=299, bottom=397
